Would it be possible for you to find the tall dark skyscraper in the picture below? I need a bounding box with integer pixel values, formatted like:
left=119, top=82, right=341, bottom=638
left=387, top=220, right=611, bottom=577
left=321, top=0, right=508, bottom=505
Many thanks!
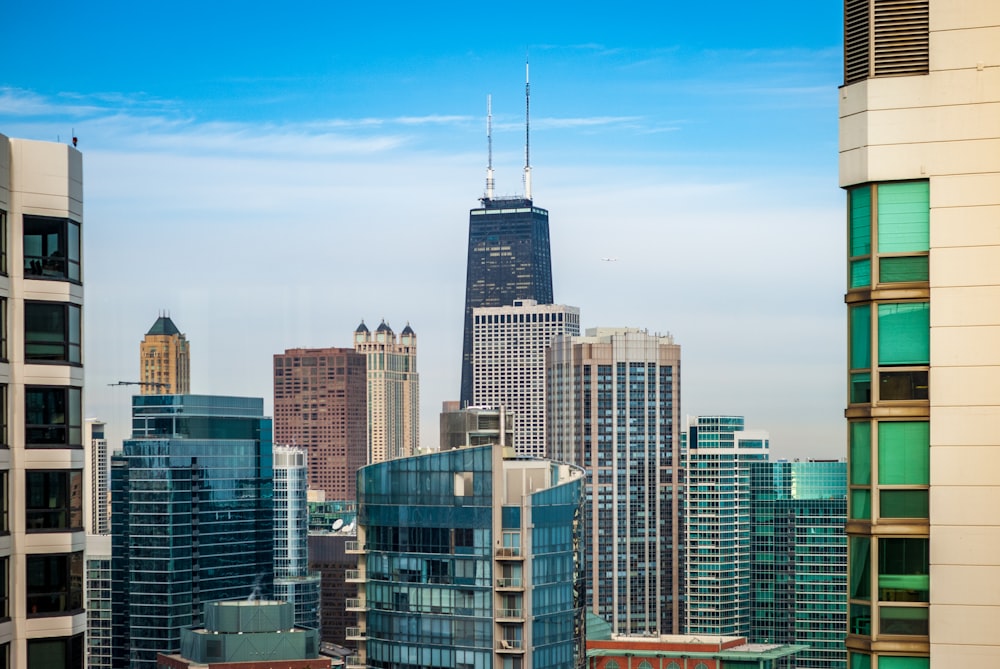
left=459, top=69, right=554, bottom=404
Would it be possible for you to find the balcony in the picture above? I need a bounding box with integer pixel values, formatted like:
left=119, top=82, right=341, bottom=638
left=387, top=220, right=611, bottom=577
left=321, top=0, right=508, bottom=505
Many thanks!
left=495, top=547, right=523, bottom=560
left=496, top=577, right=524, bottom=590
left=496, top=638, right=525, bottom=653
left=495, top=607, right=524, bottom=621
left=346, top=540, right=364, bottom=554
left=346, top=626, right=366, bottom=641
left=345, top=569, right=364, bottom=583
left=346, top=597, right=368, bottom=612
left=346, top=656, right=367, bottom=669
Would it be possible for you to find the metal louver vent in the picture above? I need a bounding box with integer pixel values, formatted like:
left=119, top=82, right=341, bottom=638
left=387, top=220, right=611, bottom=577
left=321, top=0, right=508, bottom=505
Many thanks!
left=844, top=0, right=929, bottom=84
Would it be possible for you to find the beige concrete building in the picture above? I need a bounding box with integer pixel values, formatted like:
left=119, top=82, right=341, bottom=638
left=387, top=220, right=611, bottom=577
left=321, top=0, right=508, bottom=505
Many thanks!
left=139, top=314, right=190, bottom=394
left=352, top=320, right=418, bottom=463
left=547, top=328, right=682, bottom=636
left=0, top=134, right=87, bottom=667
left=472, top=300, right=580, bottom=457
left=840, top=1, right=1000, bottom=666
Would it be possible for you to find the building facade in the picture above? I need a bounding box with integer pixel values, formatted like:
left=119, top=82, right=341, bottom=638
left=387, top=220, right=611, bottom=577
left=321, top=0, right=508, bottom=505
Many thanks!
left=750, top=460, right=847, bottom=669
left=139, top=315, right=190, bottom=395
left=85, top=419, right=109, bottom=535
left=547, top=328, right=682, bottom=635
left=439, top=405, right=514, bottom=452
left=472, top=300, right=580, bottom=457
left=273, top=446, right=321, bottom=631
left=682, top=416, right=769, bottom=636
left=460, top=196, right=554, bottom=406
left=273, top=347, right=367, bottom=500
left=0, top=135, right=86, bottom=668
left=352, top=321, right=419, bottom=464
left=351, top=444, right=586, bottom=669
left=111, top=395, right=274, bottom=669
left=308, top=533, right=356, bottom=648
left=840, top=1, right=1000, bottom=666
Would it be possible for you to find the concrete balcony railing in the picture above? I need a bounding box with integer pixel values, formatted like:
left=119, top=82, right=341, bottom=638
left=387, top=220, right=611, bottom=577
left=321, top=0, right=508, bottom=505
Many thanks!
left=346, top=540, right=364, bottom=553
left=345, top=569, right=364, bottom=582
left=345, top=597, right=368, bottom=611
left=345, top=655, right=366, bottom=669
left=495, top=546, right=523, bottom=559
left=496, top=577, right=523, bottom=589
left=496, top=638, right=525, bottom=652
left=346, top=626, right=366, bottom=641
left=495, top=607, right=524, bottom=620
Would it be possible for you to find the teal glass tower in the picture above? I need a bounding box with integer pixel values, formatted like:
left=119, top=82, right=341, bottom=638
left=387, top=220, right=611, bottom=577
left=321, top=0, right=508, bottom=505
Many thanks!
left=111, top=395, right=274, bottom=669
left=751, top=460, right=848, bottom=669
left=349, top=444, right=585, bottom=669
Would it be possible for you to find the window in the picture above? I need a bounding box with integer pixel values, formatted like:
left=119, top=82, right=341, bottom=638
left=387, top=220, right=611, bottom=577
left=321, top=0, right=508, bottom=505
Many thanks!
left=847, top=181, right=929, bottom=289
left=878, top=422, right=929, bottom=485
left=0, top=385, right=6, bottom=448
left=24, top=302, right=81, bottom=363
left=0, top=299, right=6, bottom=361
left=26, top=470, right=83, bottom=531
left=27, top=634, right=83, bottom=669
left=23, top=215, right=81, bottom=282
left=878, top=303, right=929, bottom=366
left=26, top=552, right=83, bottom=615
left=0, top=557, right=7, bottom=619
left=0, top=210, right=6, bottom=275
left=878, top=656, right=929, bottom=669
left=25, top=387, right=82, bottom=448
left=878, top=538, right=928, bottom=602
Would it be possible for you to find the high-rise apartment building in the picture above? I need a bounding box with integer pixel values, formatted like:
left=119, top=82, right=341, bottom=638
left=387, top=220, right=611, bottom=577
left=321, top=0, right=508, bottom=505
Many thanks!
left=139, top=315, right=190, bottom=394
left=840, top=1, right=1000, bottom=666
left=750, top=459, right=847, bottom=669
left=350, top=443, right=586, bottom=669
left=352, top=321, right=419, bottom=463
left=273, top=446, right=321, bottom=631
left=682, top=416, right=769, bottom=636
left=1, top=134, right=86, bottom=669
left=547, top=327, right=682, bottom=635
left=84, top=419, right=112, bottom=669
left=85, top=419, right=109, bottom=535
left=273, top=347, right=367, bottom=500
left=111, top=395, right=274, bottom=669
left=472, top=300, right=580, bottom=457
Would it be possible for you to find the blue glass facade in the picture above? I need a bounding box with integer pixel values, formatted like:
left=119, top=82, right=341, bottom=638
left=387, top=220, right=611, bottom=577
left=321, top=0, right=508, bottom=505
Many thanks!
left=354, top=445, right=584, bottom=669
left=751, top=460, right=848, bottom=669
left=459, top=198, right=553, bottom=405
left=111, top=395, right=274, bottom=669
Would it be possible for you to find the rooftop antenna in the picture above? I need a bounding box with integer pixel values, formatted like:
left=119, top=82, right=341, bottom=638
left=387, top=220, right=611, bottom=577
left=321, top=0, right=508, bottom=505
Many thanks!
left=485, top=94, right=495, bottom=201
left=523, top=57, right=532, bottom=201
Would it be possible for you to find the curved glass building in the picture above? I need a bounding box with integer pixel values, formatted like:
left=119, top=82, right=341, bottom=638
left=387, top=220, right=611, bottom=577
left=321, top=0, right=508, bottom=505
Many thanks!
left=350, top=444, right=584, bottom=669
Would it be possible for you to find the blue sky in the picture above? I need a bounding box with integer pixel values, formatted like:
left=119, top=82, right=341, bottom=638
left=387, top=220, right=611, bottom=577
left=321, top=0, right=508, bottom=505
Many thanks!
left=2, top=1, right=846, bottom=457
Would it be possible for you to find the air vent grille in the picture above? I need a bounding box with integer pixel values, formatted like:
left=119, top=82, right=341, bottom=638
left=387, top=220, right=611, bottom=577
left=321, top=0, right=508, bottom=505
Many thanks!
left=844, top=0, right=928, bottom=84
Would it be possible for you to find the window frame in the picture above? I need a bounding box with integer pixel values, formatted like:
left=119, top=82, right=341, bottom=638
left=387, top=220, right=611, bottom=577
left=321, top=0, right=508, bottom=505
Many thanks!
left=26, top=551, right=83, bottom=617
left=25, top=386, right=83, bottom=449
left=24, top=301, right=81, bottom=365
left=25, top=470, right=84, bottom=532
left=22, top=215, right=81, bottom=283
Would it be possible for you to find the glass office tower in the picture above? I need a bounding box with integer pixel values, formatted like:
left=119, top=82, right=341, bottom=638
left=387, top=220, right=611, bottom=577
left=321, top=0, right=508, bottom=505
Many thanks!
left=751, top=460, right=847, bottom=669
left=111, top=395, right=274, bottom=669
left=459, top=197, right=553, bottom=406
left=349, top=444, right=585, bottom=669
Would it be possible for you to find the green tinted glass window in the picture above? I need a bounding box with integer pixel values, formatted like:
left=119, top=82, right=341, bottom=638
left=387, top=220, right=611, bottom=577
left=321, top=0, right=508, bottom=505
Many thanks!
left=881, top=490, right=929, bottom=518
left=851, top=489, right=871, bottom=520
left=878, top=656, right=929, bottom=669
left=850, top=652, right=872, bottom=669
left=850, top=186, right=872, bottom=256
left=877, top=182, right=929, bottom=253
left=878, top=302, right=929, bottom=365
left=851, top=305, right=872, bottom=369
left=851, top=259, right=871, bottom=288
left=878, top=538, right=929, bottom=602
left=851, top=373, right=871, bottom=404
left=850, top=422, right=871, bottom=485
left=880, top=256, right=928, bottom=283
left=850, top=536, right=871, bottom=600
left=878, top=422, right=929, bottom=485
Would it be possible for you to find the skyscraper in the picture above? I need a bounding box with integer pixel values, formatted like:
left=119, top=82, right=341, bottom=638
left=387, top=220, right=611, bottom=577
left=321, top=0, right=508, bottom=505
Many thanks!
left=472, top=300, right=580, bottom=457
left=459, top=76, right=554, bottom=406
left=840, top=1, right=1000, bottom=665
left=273, top=347, right=367, bottom=501
left=2, top=134, right=86, bottom=669
left=139, top=315, right=190, bottom=394
left=750, top=459, right=847, bottom=669
left=547, top=328, right=682, bottom=635
left=111, top=395, right=274, bottom=669
left=349, top=443, right=586, bottom=669
left=273, top=446, right=321, bottom=631
left=353, top=320, right=419, bottom=463
left=682, top=415, right=770, bottom=636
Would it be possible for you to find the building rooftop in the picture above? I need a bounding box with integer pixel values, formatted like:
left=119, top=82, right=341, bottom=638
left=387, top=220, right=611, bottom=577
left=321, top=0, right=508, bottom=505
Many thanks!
left=146, top=315, right=181, bottom=336
left=354, top=320, right=368, bottom=333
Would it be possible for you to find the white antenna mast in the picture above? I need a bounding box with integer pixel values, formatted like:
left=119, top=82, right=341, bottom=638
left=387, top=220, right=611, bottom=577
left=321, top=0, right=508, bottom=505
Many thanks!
left=486, top=94, right=495, bottom=200
left=524, top=58, right=532, bottom=201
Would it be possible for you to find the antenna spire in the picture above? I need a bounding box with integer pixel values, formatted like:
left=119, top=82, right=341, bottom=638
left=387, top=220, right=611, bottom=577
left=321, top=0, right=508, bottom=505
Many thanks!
left=524, top=58, right=532, bottom=201
left=486, top=94, right=495, bottom=200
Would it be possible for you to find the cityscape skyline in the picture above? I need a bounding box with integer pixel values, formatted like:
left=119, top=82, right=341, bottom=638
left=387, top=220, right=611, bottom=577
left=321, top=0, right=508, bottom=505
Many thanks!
left=1, top=1, right=845, bottom=459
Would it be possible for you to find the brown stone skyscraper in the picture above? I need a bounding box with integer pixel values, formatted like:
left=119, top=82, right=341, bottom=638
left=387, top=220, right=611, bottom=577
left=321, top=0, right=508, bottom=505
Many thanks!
left=273, top=347, right=367, bottom=500
left=139, top=314, right=190, bottom=394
